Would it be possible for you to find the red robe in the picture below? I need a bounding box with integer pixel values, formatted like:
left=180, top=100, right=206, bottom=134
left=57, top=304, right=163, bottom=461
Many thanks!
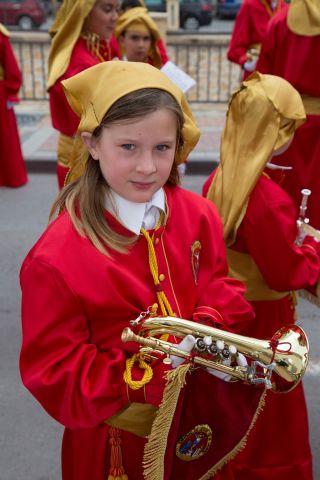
left=203, top=171, right=320, bottom=480
left=49, top=37, right=111, bottom=188
left=257, top=6, right=320, bottom=229
left=227, top=0, right=285, bottom=79
left=20, top=185, right=261, bottom=480
left=0, top=31, right=27, bottom=187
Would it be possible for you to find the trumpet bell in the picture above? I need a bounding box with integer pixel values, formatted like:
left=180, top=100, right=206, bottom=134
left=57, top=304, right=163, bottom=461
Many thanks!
left=266, top=324, right=309, bottom=393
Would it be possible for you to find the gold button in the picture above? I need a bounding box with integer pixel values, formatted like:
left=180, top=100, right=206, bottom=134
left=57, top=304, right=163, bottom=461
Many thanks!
left=155, top=238, right=160, bottom=245
left=159, top=274, right=165, bottom=282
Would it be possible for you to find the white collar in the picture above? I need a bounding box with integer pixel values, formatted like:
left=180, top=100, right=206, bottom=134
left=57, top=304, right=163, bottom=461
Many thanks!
left=105, top=188, right=166, bottom=234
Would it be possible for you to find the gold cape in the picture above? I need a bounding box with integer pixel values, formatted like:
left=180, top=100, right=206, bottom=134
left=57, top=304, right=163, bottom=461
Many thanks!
left=47, top=0, right=95, bottom=89
left=206, top=72, right=306, bottom=246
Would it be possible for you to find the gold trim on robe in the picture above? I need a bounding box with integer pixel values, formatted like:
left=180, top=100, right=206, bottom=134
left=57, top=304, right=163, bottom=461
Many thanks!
left=301, top=94, right=320, bottom=115
left=227, top=248, right=289, bottom=301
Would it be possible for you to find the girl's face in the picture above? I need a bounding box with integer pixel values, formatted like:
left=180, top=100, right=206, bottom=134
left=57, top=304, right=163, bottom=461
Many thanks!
left=82, top=108, right=178, bottom=203
left=83, top=0, right=119, bottom=39
left=119, top=30, right=152, bottom=62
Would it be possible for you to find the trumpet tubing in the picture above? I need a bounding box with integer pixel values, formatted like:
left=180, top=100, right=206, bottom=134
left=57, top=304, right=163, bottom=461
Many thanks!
left=122, top=327, right=246, bottom=380
left=122, top=316, right=309, bottom=393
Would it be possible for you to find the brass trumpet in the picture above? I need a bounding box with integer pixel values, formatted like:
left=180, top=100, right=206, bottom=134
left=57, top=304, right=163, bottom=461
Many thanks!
left=122, top=315, right=309, bottom=393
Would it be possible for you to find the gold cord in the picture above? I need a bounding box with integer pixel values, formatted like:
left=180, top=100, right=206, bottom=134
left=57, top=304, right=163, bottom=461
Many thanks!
left=140, top=212, right=174, bottom=317
left=123, top=353, right=153, bottom=390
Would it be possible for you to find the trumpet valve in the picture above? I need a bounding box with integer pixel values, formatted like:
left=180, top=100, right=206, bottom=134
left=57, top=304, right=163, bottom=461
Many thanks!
left=194, top=337, right=207, bottom=353
left=207, top=342, right=218, bottom=355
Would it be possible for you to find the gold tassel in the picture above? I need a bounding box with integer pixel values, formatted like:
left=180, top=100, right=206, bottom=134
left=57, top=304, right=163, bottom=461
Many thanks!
left=143, top=363, right=192, bottom=480
left=107, top=427, right=128, bottom=480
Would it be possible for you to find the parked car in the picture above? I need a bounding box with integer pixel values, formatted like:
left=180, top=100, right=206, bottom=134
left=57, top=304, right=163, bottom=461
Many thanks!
left=216, top=0, right=242, bottom=18
left=40, top=0, right=61, bottom=15
left=144, top=0, right=215, bottom=30
left=0, top=0, right=47, bottom=30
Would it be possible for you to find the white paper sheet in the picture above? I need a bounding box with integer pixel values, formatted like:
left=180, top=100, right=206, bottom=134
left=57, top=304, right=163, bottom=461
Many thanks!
left=161, top=61, right=196, bottom=94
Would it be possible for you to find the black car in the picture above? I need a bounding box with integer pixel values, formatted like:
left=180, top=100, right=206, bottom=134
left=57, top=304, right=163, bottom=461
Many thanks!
left=144, top=0, right=215, bottom=30
left=216, top=0, right=242, bottom=18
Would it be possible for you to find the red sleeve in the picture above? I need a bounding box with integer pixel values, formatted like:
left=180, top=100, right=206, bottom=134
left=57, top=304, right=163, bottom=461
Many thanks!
left=49, top=40, right=101, bottom=135
left=0, top=32, right=22, bottom=101
left=192, top=202, right=255, bottom=334
left=256, top=15, right=277, bottom=74
left=227, top=3, right=251, bottom=66
left=237, top=179, right=320, bottom=292
left=20, top=259, right=129, bottom=429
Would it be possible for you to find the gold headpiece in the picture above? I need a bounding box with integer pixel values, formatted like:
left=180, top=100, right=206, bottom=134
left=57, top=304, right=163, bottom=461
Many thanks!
left=207, top=72, right=306, bottom=246
left=47, top=0, right=96, bottom=89
left=287, top=0, right=320, bottom=36
left=62, top=61, right=200, bottom=181
left=114, top=7, right=162, bottom=68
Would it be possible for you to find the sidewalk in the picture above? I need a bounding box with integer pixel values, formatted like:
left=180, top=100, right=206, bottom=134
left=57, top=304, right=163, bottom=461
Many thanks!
left=16, top=100, right=227, bottom=175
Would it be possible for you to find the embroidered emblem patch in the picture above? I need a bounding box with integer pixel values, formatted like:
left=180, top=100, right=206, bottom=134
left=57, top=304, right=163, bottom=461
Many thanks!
left=191, top=240, right=201, bottom=285
left=176, top=424, right=212, bottom=461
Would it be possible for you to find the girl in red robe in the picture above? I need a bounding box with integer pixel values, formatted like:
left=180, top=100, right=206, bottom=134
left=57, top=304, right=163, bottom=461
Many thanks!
left=47, top=0, right=119, bottom=189
left=227, top=0, right=285, bottom=79
left=203, top=72, right=320, bottom=480
left=113, top=6, right=166, bottom=68
left=257, top=0, right=320, bottom=230
left=0, top=24, right=27, bottom=187
left=109, top=0, right=170, bottom=66
left=20, top=61, right=266, bottom=480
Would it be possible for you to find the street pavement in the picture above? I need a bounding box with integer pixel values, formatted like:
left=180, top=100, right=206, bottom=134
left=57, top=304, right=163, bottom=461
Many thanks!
left=0, top=171, right=319, bottom=479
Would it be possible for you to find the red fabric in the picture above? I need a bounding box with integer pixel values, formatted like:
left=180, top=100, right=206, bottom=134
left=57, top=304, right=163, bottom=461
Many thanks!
left=49, top=37, right=111, bottom=136
left=257, top=7, right=320, bottom=229
left=49, top=37, right=111, bottom=187
left=0, top=32, right=27, bottom=187
left=227, top=0, right=285, bottom=78
left=20, top=185, right=256, bottom=479
left=109, top=33, right=169, bottom=66
left=203, top=172, right=318, bottom=479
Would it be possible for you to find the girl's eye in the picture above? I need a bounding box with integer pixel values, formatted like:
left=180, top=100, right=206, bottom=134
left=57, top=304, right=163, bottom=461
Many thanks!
left=156, top=144, right=170, bottom=152
left=121, top=144, right=135, bottom=151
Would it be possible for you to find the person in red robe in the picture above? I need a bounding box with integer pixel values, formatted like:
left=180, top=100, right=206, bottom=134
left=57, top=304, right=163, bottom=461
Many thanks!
left=256, top=0, right=320, bottom=230
left=227, top=0, right=285, bottom=79
left=47, top=0, right=119, bottom=189
left=109, top=0, right=169, bottom=65
left=0, top=24, right=27, bottom=187
left=113, top=6, right=167, bottom=68
left=203, top=72, right=320, bottom=480
left=20, top=61, right=267, bottom=480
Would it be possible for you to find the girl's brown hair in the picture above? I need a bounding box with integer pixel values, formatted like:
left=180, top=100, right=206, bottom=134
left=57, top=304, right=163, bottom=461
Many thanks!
left=50, top=88, right=184, bottom=255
